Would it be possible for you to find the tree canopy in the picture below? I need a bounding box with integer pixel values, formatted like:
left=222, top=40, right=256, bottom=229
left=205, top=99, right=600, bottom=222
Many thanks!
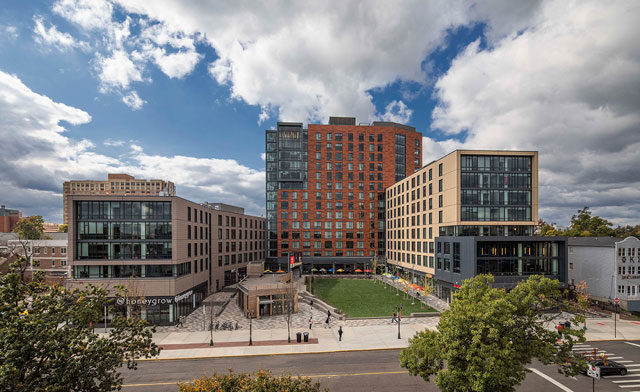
left=400, top=275, right=586, bottom=392
left=0, top=267, right=160, bottom=391
left=12, top=216, right=45, bottom=240
left=539, top=207, right=640, bottom=238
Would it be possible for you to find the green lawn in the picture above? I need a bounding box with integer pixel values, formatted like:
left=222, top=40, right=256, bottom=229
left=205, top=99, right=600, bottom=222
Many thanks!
left=311, top=278, right=436, bottom=317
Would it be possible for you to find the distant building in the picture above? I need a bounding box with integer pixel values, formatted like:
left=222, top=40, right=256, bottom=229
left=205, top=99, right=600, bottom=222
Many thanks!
left=569, top=236, right=640, bottom=311
left=0, top=205, right=22, bottom=233
left=7, top=232, right=69, bottom=283
left=237, top=261, right=298, bottom=319
left=62, top=174, right=176, bottom=224
left=43, top=222, right=62, bottom=233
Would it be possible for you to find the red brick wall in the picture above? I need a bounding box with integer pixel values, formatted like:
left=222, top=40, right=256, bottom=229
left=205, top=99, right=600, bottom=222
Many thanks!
left=276, top=124, right=421, bottom=258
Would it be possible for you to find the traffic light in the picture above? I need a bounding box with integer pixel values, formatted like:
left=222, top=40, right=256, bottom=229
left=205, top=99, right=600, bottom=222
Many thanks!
left=289, top=255, right=295, bottom=265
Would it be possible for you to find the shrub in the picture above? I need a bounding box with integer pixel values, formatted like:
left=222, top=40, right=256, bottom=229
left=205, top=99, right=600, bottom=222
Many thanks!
left=179, top=370, right=326, bottom=392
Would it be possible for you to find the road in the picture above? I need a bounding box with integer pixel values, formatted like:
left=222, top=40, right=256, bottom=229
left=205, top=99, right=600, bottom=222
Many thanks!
left=120, top=341, right=640, bottom=391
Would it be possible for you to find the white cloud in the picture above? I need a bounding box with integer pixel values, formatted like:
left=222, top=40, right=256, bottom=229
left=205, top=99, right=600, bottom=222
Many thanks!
left=33, top=17, right=90, bottom=51
left=430, top=0, right=640, bottom=225
left=103, top=138, right=125, bottom=147
left=0, top=68, right=265, bottom=222
left=260, top=153, right=266, bottom=161
left=379, top=100, right=413, bottom=124
left=122, top=90, right=145, bottom=110
left=148, top=47, right=202, bottom=79
left=112, top=0, right=475, bottom=123
left=95, top=50, right=144, bottom=91
left=52, top=0, right=113, bottom=31
left=3, top=25, right=18, bottom=40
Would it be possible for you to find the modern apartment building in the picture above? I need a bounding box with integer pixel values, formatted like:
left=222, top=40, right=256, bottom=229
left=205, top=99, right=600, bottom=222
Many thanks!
left=0, top=205, right=22, bottom=233
left=65, top=196, right=265, bottom=325
left=202, top=202, right=266, bottom=291
left=386, top=150, right=544, bottom=299
left=265, top=116, right=422, bottom=271
left=62, top=174, right=176, bottom=224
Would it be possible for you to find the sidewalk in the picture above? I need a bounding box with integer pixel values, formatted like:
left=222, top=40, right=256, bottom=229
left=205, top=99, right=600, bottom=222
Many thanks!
left=126, top=315, right=640, bottom=360
left=141, top=319, right=438, bottom=359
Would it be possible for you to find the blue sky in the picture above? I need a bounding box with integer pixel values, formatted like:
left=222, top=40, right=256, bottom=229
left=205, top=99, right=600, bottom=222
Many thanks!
left=0, top=1, right=639, bottom=226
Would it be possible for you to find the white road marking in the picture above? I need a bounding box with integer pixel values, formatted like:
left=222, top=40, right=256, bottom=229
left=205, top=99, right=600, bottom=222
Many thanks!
left=619, top=385, right=640, bottom=388
left=613, top=379, right=640, bottom=383
left=626, top=364, right=640, bottom=367
left=618, top=360, right=634, bottom=363
left=528, top=368, right=574, bottom=392
left=626, top=342, right=640, bottom=348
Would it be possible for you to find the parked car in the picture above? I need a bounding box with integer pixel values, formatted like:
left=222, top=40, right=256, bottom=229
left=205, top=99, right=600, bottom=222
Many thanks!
left=581, top=360, right=627, bottom=376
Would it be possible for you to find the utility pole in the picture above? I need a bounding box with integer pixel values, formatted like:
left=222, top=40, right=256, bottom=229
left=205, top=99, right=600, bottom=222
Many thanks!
left=249, top=310, right=254, bottom=346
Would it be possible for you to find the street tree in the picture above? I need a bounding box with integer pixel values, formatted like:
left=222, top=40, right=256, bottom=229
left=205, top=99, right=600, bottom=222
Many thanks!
left=400, top=274, right=587, bottom=392
left=10, top=215, right=46, bottom=280
left=0, top=266, right=160, bottom=391
left=57, top=224, right=68, bottom=233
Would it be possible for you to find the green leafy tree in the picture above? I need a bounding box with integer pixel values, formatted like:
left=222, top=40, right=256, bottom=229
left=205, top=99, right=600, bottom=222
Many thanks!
left=0, top=267, right=160, bottom=391
left=566, top=207, right=613, bottom=237
left=57, top=224, right=68, bottom=233
left=400, top=275, right=586, bottom=392
left=10, top=216, right=46, bottom=280
left=179, top=370, right=326, bottom=392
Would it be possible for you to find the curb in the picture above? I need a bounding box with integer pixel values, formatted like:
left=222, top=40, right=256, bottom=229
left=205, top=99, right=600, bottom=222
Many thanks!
left=138, top=346, right=403, bottom=362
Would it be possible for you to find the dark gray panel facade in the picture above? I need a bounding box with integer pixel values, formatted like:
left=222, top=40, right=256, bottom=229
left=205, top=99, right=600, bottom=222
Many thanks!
left=434, top=236, right=568, bottom=302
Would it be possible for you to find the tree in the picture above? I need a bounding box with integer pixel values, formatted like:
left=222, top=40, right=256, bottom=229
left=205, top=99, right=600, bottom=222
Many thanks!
left=566, top=207, right=613, bottom=237
left=400, top=275, right=586, bottom=392
left=57, top=224, right=68, bottom=233
left=0, top=266, right=160, bottom=391
left=10, top=216, right=46, bottom=280
left=179, top=370, right=326, bottom=392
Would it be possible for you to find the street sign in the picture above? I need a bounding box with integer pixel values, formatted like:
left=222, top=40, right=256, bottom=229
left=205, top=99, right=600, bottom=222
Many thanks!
left=587, top=364, right=600, bottom=380
left=289, top=255, right=295, bottom=265
left=615, top=297, right=620, bottom=304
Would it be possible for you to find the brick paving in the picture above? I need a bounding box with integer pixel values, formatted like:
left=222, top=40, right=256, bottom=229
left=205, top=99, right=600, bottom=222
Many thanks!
left=156, top=281, right=441, bottom=334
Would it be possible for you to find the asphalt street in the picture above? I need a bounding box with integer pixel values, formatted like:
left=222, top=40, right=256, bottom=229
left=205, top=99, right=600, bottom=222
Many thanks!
left=120, top=341, right=640, bottom=392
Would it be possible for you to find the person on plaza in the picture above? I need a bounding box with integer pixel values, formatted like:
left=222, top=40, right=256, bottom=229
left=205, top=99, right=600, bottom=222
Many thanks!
left=327, top=309, right=331, bottom=319
left=325, top=315, right=330, bottom=328
left=338, top=326, right=343, bottom=341
left=392, top=311, right=397, bottom=324
left=310, top=300, right=314, bottom=308
left=309, top=316, right=313, bottom=329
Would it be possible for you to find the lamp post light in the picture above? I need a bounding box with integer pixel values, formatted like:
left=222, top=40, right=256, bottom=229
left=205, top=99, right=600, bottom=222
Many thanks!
left=248, top=309, right=255, bottom=346
left=395, top=304, right=403, bottom=339
left=209, top=304, right=214, bottom=347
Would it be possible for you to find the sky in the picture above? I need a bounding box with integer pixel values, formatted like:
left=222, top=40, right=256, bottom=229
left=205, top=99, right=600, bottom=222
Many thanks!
left=0, top=0, right=638, bottom=226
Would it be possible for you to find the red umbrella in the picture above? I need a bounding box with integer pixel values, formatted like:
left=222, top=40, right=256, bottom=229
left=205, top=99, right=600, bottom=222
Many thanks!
left=364, top=269, right=371, bottom=273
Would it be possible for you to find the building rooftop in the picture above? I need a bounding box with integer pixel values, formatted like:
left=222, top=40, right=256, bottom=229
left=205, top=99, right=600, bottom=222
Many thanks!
left=238, top=274, right=291, bottom=291
left=568, top=237, right=621, bottom=247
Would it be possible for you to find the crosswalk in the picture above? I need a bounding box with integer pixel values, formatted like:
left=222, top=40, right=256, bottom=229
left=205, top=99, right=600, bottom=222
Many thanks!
left=573, top=343, right=640, bottom=391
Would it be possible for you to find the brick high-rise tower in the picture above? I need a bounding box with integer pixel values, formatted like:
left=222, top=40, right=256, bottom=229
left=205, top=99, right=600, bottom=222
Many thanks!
left=265, top=116, right=422, bottom=271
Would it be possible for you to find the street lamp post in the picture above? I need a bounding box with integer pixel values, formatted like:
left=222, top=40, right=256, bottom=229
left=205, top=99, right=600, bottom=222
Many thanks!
left=248, top=309, right=254, bottom=346
left=395, top=304, right=403, bottom=339
left=209, top=304, right=214, bottom=347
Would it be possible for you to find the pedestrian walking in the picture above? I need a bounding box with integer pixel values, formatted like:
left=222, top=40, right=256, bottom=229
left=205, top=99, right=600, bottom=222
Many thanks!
left=327, top=309, right=331, bottom=319
left=338, top=326, right=343, bottom=341
left=309, top=316, right=313, bottom=329
left=310, top=300, right=314, bottom=308
left=392, top=311, right=397, bottom=324
left=325, top=316, right=330, bottom=328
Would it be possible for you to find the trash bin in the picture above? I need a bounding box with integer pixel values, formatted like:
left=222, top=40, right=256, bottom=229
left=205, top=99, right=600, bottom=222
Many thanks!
left=303, top=332, right=309, bottom=342
left=296, top=332, right=302, bottom=343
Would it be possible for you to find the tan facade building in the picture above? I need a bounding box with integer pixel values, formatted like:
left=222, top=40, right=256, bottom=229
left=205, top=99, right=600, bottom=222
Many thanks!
left=203, top=202, right=266, bottom=292
left=66, top=195, right=264, bottom=325
left=62, top=174, right=176, bottom=224
left=386, top=150, right=538, bottom=277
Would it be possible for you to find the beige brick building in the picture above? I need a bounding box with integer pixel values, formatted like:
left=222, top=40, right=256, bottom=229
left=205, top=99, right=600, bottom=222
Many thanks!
left=62, top=174, right=176, bottom=224
left=386, top=150, right=538, bottom=278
